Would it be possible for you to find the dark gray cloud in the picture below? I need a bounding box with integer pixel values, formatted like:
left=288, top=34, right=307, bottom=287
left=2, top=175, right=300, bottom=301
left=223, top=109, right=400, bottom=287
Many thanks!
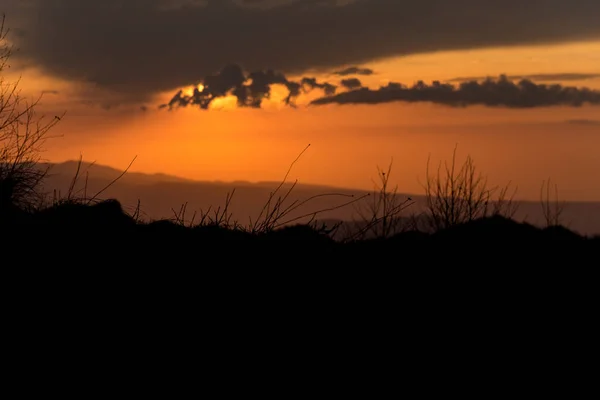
left=299, top=77, right=337, bottom=96
left=5, top=0, right=600, bottom=104
left=448, top=73, right=600, bottom=83
left=340, top=78, right=362, bottom=90
left=161, top=64, right=336, bottom=109
left=333, top=67, right=374, bottom=76
left=310, top=75, right=600, bottom=108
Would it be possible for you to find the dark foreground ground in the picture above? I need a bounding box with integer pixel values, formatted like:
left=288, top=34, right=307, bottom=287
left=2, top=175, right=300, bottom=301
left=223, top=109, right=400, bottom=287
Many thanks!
left=3, top=198, right=599, bottom=265
left=2, top=199, right=596, bottom=392
left=5, top=199, right=596, bottom=315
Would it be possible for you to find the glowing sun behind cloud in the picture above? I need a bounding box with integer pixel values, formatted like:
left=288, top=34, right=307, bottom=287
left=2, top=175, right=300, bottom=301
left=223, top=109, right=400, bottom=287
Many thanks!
left=181, top=84, right=205, bottom=97
left=208, top=94, right=238, bottom=110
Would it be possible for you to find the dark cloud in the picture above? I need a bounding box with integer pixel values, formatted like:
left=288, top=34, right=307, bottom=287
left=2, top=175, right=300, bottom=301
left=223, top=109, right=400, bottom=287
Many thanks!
left=5, top=0, right=600, bottom=103
left=448, top=73, right=600, bottom=83
left=41, top=90, right=59, bottom=95
left=161, top=64, right=336, bottom=110
left=310, top=75, right=600, bottom=108
left=340, top=78, right=362, bottom=90
left=333, top=67, right=374, bottom=76
left=299, top=77, right=337, bottom=96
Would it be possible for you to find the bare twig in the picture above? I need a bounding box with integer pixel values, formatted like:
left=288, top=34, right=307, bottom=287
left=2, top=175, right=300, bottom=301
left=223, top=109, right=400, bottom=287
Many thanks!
left=540, top=178, right=565, bottom=227
left=349, top=158, right=415, bottom=241
left=87, top=156, right=137, bottom=204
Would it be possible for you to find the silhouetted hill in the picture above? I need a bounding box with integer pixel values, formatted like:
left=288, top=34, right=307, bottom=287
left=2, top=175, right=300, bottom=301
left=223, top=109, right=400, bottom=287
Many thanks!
left=6, top=199, right=598, bottom=265
left=4, top=194, right=597, bottom=351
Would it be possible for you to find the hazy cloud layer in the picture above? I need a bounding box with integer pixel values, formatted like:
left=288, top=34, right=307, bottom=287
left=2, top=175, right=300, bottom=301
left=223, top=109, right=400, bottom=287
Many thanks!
left=5, top=0, right=600, bottom=103
left=566, top=119, right=600, bottom=126
left=448, top=73, right=600, bottom=83
left=161, top=64, right=336, bottom=110
left=310, top=75, right=600, bottom=108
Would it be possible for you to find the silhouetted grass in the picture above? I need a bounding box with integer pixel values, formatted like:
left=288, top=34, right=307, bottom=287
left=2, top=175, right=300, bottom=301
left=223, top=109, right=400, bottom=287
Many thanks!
left=163, top=144, right=367, bottom=237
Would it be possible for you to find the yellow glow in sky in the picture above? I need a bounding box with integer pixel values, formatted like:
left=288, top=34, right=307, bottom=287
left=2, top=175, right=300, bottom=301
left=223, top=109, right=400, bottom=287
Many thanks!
left=181, top=84, right=205, bottom=97
left=208, top=94, right=238, bottom=110
left=8, top=40, right=600, bottom=201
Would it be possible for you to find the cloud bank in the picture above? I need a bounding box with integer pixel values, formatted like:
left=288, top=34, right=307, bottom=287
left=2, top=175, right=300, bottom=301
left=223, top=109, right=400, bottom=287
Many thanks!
left=310, top=75, right=600, bottom=108
left=448, top=73, right=600, bottom=83
left=162, top=70, right=600, bottom=110
left=5, top=0, right=600, bottom=103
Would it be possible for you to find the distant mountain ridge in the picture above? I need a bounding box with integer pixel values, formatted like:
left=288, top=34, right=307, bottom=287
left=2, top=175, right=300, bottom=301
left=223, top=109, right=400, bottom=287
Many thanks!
left=37, top=160, right=600, bottom=236
left=41, top=161, right=195, bottom=186
left=41, top=160, right=371, bottom=192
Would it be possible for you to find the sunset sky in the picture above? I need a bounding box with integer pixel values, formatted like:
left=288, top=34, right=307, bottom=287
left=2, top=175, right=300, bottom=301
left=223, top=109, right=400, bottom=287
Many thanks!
left=3, top=0, right=600, bottom=200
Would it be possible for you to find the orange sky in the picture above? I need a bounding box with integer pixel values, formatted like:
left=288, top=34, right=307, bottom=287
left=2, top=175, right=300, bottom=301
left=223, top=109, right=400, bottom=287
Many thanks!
left=9, top=40, right=600, bottom=201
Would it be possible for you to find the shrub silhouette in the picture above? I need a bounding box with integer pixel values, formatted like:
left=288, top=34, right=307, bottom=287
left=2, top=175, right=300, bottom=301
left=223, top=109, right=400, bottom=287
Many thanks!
left=1, top=16, right=63, bottom=214
left=34, top=199, right=136, bottom=231
left=264, top=223, right=336, bottom=243
left=423, top=145, right=518, bottom=231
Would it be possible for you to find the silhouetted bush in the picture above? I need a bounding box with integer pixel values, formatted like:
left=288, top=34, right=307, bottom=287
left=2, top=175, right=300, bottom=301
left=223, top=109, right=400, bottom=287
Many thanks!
left=1, top=16, right=62, bottom=216
left=423, top=146, right=518, bottom=231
